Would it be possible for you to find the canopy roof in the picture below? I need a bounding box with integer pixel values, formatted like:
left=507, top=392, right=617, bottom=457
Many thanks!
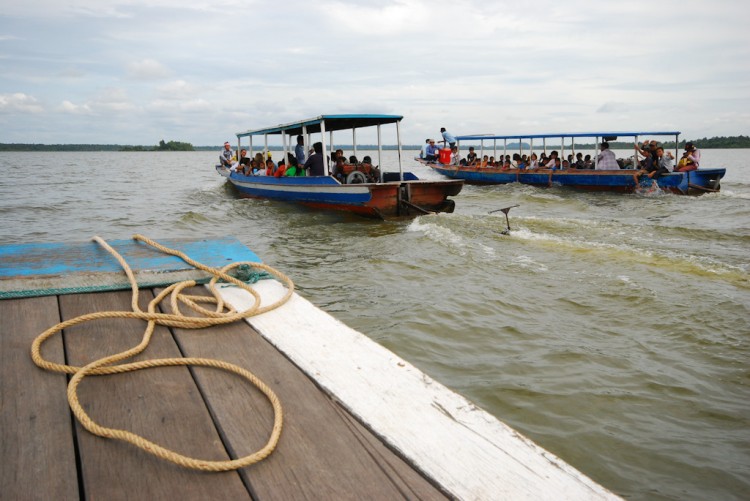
left=236, top=114, right=403, bottom=138
left=456, top=131, right=681, bottom=141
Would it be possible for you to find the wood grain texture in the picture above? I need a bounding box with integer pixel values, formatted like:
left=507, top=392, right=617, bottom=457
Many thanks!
left=58, top=290, right=250, bottom=501
left=0, top=296, right=79, bottom=501
left=161, top=286, right=447, bottom=500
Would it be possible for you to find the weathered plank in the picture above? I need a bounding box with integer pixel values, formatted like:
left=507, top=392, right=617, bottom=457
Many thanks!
left=58, top=290, right=250, bottom=500
left=161, top=286, right=448, bottom=500
left=219, top=280, right=622, bottom=500
left=0, top=296, right=79, bottom=501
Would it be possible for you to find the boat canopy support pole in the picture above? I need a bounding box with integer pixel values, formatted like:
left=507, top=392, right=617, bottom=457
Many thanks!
left=633, top=135, right=639, bottom=170
left=594, top=136, right=599, bottom=169
left=302, top=126, right=308, bottom=161
left=282, top=130, right=289, bottom=168
left=504, top=139, right=507, bottom=161
left=493, top=139, right=497, bottom=160
left=675, top=133, right=679, bottom=164
left=352, top=128, right=357, bottom=158
left=377, top=125, right=383, bottom=183
left=396, top=121, right=404, bottom=181
left=320, top=120, right=328, bottom=176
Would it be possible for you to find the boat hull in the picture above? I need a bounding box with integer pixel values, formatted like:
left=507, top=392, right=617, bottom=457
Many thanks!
left=217, top=166, right=462, bottom=218
left=422, top=161, right=725, bottom=195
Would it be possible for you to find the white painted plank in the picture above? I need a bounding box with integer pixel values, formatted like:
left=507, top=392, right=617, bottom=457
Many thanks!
left=216, top=282, right=621, bottom=500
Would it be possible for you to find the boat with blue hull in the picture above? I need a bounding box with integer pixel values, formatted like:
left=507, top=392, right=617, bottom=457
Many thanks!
left=217, top=114, right=462, bottom=218
left=419, top=131, right=725, bottom=195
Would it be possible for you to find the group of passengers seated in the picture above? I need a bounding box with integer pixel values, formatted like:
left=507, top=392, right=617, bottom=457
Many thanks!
left=456, top=149, right=597, bottom=170
left=234, top=150, right=307, bottom=177
left=330, top=149, right=381, bottom=183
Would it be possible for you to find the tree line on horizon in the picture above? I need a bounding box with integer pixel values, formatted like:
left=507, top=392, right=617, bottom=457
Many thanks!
left=1, top=135, right=749, bottom=151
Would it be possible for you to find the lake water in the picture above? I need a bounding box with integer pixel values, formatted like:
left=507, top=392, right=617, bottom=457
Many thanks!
left=1, top=149, right=748, bottom=500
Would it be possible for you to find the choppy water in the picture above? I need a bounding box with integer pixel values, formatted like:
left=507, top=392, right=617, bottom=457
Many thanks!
left=1, top=149, right=748, bottom=500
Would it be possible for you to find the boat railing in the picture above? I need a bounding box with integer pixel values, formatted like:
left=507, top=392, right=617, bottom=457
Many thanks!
left=233, top=115, right=407, bottom=183
left=454, top=131, right=682, bottom=170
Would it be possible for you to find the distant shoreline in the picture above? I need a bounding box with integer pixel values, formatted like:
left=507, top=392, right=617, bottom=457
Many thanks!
left=2, top=135, right=748, bottom=152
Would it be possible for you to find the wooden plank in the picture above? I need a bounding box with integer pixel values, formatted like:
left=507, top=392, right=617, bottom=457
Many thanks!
left=219, top=281, right=622, bottom=500
left=0, top=296, right=80, bottom=500
left=161, top=286, right=447, bottom=500
left=58, top=290, right=250, bottom=500
left=0, top=237, right=260, bottom=299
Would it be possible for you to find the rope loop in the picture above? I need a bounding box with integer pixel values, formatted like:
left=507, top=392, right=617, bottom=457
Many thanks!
left=30, top=234, right=293, bottom=471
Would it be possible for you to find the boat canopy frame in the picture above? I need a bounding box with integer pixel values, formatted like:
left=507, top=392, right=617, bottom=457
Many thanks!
left=455, top=131, right=681, bottom=170
left=235, top=114, right=406, bottom=180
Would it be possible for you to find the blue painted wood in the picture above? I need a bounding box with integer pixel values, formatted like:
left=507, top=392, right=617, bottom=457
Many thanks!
left=0, top=237, right=260, bottom=279
left=0, top=237, right=263, bottom=298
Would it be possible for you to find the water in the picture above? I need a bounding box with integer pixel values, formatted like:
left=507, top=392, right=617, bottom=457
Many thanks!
left=1, top=149, right=749, bottom=500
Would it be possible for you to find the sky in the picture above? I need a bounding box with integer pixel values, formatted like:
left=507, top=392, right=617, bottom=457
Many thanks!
left=1, top=0, right=748, bottom=146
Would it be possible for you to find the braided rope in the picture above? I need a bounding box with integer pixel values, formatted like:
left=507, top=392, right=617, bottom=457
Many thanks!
left=30, top=234, right=294, bottom=471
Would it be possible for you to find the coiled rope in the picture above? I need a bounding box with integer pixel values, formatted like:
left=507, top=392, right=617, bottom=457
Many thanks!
left=31, top=234, right=294, bottom=471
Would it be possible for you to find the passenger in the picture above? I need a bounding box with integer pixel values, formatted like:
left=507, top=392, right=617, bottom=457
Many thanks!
left=274, top=158, right=287, bottom=177
left=595, top=142, right=619, bottom=170
left=567, top=154, right=575, bottom=166
left=332, top=156, right=346, bottom=182
left=304, top=141, right=326, bottom=176
left=503, top=160, right=512, bottom=170
left=575, top=152, right=585, bottom=169
left=440, top=127, right=457, bottom=148
left=284, top=153, right=303, bottom=176
left=236, top=148, right=251, bottom=174
left=424, top=139, right=440, bottom=161
left=529, top=153, right=539, bottom=169
left=676, top=142, right=700, bottom=171
left=480, top=155, right=489, bottom=168
left=512, top=153, right=522, bottom=168
left=361, top=155, right=380, bottom=182
left=295, top=135, right=306, bottom=165
left=544, top=150, right=559, bottom=168
left=419, top=139, right=430, bottom=160
left=334, top=149, right=345, bottom=163
left=466, top=146, right=477, bottom=165
left=450, top=145, right=462, bottom=166
left=219, top=141, right=237, bottom=170
left=562, top=159, right=570, bottom=169
left=349, top=155, right=358, bottom=164
left=248, top=159, right=260, bottom=175
left=634, top=146, right=673, bottom=184
left=517, top=157, right=527, bottom=169
left=583, top=154, right=593, bottom=169
left=265, top=158, right=276, bottom=176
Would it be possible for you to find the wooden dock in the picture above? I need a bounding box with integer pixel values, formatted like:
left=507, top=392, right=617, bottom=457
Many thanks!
left=1, top=237, right=620, bottom=500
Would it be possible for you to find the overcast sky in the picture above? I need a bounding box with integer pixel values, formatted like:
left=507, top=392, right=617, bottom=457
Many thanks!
left=1, top=0, right=747, bottom=146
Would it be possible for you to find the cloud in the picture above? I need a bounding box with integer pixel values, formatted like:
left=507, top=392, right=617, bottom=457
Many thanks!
left=59, top=100, right=93, bottom=114
left=0, top=93, right=44, bottom=113
left=126, top=59, right=171, bottom=80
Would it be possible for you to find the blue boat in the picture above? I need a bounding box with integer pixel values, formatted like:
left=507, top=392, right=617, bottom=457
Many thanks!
left=418, top=131, right=725, bottom=194
left=217, top=114, right=463, bottom=218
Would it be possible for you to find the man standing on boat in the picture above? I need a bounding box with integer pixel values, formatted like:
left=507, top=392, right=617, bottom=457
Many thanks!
left=295, top=135, right=306, bottom=165
left=440, top=128, right=457, bottom=148
left=595, top=142, right=619, bottom=170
